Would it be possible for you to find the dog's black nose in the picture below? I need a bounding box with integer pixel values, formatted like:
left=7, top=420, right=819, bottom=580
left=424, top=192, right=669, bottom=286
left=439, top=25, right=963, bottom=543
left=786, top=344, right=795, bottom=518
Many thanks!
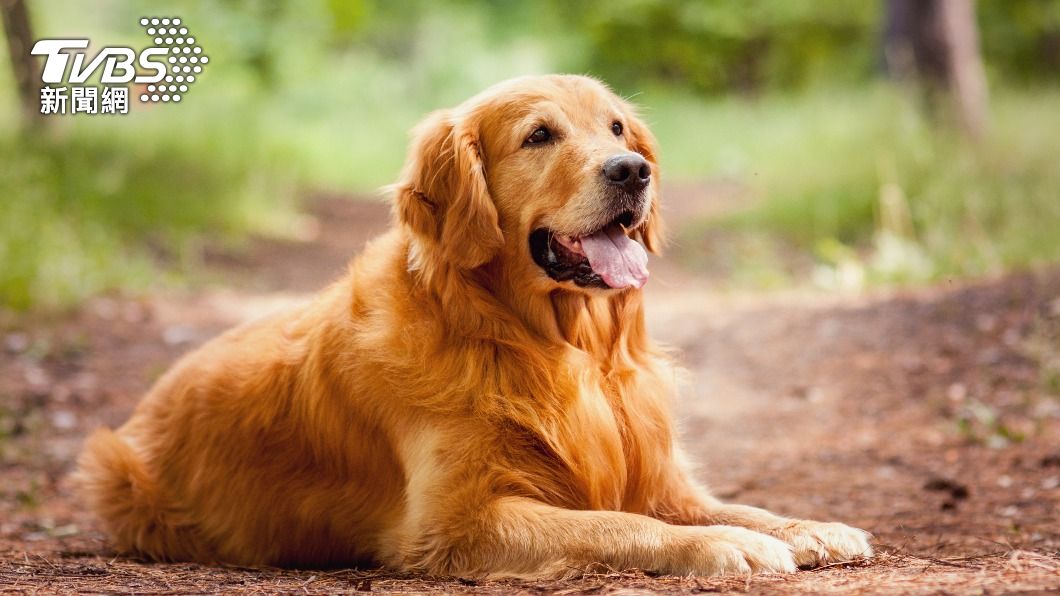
left=602, top=153, right=651, bottom=193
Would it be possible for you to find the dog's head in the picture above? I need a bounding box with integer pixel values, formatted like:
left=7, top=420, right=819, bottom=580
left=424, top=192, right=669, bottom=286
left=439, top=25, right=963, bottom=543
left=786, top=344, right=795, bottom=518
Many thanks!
left=394, top=74, right=662, bottom=293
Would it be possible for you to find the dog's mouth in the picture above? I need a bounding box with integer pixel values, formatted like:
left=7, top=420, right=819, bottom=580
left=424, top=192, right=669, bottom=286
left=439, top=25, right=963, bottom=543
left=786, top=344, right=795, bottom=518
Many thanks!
left=529, top=210, right=649, bottom=290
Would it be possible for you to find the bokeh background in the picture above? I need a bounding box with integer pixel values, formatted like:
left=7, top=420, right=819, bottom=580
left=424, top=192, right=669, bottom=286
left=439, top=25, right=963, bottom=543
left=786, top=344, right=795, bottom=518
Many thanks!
left=3, top=3, right=1060, bottom=591
left=1, top=0, right=1059, bottom=310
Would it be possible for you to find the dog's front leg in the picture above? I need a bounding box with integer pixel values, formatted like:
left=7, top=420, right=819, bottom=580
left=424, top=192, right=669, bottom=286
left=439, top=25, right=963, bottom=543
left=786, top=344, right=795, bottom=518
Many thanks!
left=653, top=463, right=873, bottom=568
left=390, top=496, right=796, bottom=580
left=691, top=500, right=874, bottom=569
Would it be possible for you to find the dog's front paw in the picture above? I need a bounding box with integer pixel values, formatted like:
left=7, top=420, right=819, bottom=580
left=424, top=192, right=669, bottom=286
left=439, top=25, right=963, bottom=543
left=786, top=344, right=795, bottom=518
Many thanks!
left=772, top=520, right=873, bottom=568
left=682, top=526, right=797, bottom=576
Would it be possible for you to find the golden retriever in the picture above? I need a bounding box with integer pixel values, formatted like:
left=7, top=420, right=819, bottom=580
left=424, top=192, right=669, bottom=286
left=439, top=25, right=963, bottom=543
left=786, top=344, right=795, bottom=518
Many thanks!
left=77, top=74, right=872, bottom=578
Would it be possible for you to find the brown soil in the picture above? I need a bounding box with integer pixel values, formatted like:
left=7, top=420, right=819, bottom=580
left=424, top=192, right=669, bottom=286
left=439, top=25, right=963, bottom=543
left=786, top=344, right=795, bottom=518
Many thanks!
left=1, top=193, right=1058, bottom=594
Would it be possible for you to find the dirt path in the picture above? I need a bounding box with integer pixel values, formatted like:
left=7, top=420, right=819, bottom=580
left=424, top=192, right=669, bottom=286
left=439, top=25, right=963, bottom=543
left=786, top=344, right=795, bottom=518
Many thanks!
left=1, top=195, right=1059, bottom=593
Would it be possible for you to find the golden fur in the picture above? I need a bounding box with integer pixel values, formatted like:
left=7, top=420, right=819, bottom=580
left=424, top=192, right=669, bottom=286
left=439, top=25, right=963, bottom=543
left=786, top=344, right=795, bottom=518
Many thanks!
left=76, top=75, right=872, bottom=578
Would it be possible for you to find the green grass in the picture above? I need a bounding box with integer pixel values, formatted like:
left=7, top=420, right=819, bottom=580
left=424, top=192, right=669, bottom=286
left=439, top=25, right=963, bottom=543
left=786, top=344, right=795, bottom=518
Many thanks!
left=0, top=110, right=299, bottom=311
left=652, top=86, right=1060, bottom=287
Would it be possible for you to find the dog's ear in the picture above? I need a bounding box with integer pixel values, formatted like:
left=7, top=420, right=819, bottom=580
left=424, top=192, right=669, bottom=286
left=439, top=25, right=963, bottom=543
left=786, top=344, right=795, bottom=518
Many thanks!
left=625, top=110, right=665, bottom=254
left=393, top=109, right=503, bottom=269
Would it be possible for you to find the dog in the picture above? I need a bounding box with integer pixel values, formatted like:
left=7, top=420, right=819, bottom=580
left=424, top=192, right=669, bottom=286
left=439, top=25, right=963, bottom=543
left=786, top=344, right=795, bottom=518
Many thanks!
left=77, top=74, right=872, bottom=578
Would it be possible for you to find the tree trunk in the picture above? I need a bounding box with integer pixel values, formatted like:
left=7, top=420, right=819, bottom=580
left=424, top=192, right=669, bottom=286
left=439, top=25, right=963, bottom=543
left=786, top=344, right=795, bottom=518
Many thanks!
left=883, top=0, right=989, bottom=139
left=0, top=0, right=40, bottom=127
left=938, top=0, right=988, bottom=139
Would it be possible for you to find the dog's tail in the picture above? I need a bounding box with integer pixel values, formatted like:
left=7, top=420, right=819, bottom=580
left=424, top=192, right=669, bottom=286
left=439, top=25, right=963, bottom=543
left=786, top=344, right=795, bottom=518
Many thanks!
left=76, top=428, right=201, bottom=561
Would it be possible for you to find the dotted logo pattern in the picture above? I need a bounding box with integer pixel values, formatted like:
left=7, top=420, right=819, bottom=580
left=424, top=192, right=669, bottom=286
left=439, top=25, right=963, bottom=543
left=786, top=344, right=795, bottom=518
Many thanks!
left=137, top=17, right=208, bottom=103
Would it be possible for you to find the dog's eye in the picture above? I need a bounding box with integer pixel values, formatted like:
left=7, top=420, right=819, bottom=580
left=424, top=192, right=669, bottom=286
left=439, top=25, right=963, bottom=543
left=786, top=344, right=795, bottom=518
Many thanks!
left=611, top=121, right=623, bottom=136
left=524, top=126, right=552, bottom=146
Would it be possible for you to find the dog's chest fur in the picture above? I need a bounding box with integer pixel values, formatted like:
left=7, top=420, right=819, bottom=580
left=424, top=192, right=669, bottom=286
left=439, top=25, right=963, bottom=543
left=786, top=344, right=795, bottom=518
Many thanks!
left=501, top=358, right=673, bottom=515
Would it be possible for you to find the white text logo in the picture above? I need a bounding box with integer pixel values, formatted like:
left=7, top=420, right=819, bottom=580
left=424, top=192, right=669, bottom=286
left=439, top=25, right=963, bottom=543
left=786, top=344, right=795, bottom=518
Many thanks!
left=31, top=17, right=209, bottom=115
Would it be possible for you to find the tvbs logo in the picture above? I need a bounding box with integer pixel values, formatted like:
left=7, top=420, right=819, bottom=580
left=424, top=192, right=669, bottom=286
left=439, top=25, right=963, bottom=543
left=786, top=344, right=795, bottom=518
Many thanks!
left=31, top=17, right=208, bottom=115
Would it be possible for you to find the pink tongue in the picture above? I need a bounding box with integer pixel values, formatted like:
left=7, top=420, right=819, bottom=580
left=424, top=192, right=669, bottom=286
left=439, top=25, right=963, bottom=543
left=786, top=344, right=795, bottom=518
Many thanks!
left=578, top=225, right=649, bottom=289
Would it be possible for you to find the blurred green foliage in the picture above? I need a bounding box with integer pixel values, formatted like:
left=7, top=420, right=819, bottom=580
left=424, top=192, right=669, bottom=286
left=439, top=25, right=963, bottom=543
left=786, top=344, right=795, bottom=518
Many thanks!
left=978, top=0, right=1060, bottom=84
left=0, top=109, right=298, bottom=310
left=573, top=0, right=1060, bottom=94
left=1, top=0, right=1059, bottom=310
left=578, top=1, right=880, bottom=93
left=665, top=87, right=1060, bottom=287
